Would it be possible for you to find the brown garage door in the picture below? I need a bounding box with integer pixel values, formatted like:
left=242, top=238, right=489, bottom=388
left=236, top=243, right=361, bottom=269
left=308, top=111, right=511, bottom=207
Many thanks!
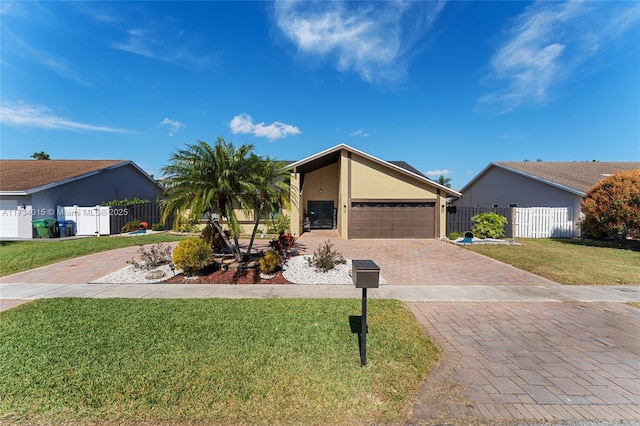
left=350, top=202, right=435, bottom=238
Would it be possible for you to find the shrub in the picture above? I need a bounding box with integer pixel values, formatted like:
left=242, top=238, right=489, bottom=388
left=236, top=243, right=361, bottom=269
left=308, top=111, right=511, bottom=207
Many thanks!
left=174, top=215, right=199, bottom=233
left=581, top=170, right=640, bottom=239
left=269, top=231, right=296, bottom=253
left=306, top=240, right=346, bottom=273
left=172, top=237, right=211, bottom=275
left=259, top=250, right=282, bottom=274
left=151, top=223, right=164, bottom=231
left=127, top=244, right=172, bottom=270
left=471, top=212, right=507, bottom=239
left=266, top=214, right=291, bottom=234
left=449, top=232, right=460, bottom=240
left=121, top=220, right=142, bottom=233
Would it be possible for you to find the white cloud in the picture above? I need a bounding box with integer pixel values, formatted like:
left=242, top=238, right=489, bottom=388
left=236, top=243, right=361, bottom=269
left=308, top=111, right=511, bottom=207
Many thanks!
left=229, top=113, right=301, bottom=141
left=0, top=101, right=133, bottom=133
left=274, top=0, right=446, bottom=83
left=425, top=169, right=450, bottom=177
left=349, top=128, right=370, bottom=138
left=158, top=117, right=185, bottom=136
left=479, top=1, right=640, bottom=113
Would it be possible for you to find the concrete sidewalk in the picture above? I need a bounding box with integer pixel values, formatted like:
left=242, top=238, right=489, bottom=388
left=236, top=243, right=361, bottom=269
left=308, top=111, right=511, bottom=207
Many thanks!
left=1, top=282, right=638, bottom=307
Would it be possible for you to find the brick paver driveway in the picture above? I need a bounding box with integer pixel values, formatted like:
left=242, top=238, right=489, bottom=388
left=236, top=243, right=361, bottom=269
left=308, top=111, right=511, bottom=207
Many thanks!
left=297, top=231, right=556, bottom=286
left=408, top=302, right=640, bottom=424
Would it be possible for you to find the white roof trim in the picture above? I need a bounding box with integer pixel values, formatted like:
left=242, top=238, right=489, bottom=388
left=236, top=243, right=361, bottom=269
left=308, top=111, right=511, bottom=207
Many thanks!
left=289, top=143, right=461, bottom=197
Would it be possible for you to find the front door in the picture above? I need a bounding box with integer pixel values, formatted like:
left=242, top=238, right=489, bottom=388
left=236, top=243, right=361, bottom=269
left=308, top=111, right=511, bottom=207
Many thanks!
left=308, top=201, right=334, bottom=229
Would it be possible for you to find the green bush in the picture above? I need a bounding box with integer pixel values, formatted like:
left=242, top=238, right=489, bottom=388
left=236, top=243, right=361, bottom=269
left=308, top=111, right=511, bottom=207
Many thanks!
left=266, top=214, right=291, bottom=234
left=151, top=223, right=164, bottom=231
left=174, top=215, right=198, bottom=233
left=306, top=240, right=346, bottom=272
left=449, top=232, right=460, bottom=240
left=471, top=212, right=508, bottom=239
left=121, top=220, right=142, bottom=233
left=171, top=237, right=211, bottom=275
left=259, top=250, right=282, bottom=274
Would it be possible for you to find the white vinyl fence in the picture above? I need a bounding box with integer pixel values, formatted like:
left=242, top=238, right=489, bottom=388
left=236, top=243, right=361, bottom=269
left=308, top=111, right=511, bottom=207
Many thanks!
left=59, top=205, right=110, bottom=236
left=514, top=207, right=574, bottom=238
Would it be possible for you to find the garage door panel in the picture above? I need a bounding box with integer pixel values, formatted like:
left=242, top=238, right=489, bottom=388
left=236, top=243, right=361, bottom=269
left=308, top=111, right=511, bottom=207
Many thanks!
left=351, top=202, right=435, bottom=238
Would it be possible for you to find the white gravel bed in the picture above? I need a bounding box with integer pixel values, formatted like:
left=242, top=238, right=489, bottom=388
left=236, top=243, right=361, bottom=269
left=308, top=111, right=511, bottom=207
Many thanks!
left=282, top=255, right=386, bottom=285
left=92, top=255, right=387, bottom=285
left=91, top=264, right=178, bottom=284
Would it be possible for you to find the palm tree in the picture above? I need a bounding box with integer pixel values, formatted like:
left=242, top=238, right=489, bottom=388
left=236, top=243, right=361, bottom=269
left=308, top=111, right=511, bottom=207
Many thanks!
left=245, top=157, right=290, bottom=254
left=437, top=175, right=452, bottom=188
left=159, top=137, right=256, bottom=261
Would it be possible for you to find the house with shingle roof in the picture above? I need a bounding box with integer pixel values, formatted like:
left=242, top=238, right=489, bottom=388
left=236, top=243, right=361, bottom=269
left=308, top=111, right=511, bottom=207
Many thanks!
left=453, top=161, right=640, bottom=236
left=0, top=160, right=163, bottom=239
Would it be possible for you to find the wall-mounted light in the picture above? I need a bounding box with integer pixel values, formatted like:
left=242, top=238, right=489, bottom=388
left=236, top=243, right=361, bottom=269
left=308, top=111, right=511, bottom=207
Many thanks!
left=319, top=188, right=323, bottom=193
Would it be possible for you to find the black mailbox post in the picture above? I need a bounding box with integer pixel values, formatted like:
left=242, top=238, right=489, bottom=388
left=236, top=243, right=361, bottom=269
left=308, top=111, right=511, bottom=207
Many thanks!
left=352, top=260, right=379, bottom=366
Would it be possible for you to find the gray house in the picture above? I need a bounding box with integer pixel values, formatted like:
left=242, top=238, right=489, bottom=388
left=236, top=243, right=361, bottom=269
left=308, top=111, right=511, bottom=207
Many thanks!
left=455, top=161, right=640, bottom=212
left=0, top=160, right=163, bottom=239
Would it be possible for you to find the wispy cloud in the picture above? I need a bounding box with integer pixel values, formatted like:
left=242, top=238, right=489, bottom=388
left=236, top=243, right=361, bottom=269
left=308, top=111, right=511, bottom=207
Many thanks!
left=158, top=117, right=185, bottom=136
left=2, top=30, right=91, bottom=86
left=229, top=113, right=301, bottom=141
left=349, top=128, right=370, bottom=138
left=479, top=1, right=640, bottom=113
left=0, top=101, right=133, bottom=133
left=274, top=0, right=446, bottom=83
left=77, top=3, right=211, bottom=69
left=425, top=169, right=450, bottom=177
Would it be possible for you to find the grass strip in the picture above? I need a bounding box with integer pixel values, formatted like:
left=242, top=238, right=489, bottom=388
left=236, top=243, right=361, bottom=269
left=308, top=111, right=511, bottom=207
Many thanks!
left=0, top=298, right=437, bottom=425
left=0, top=233, right=187, bottom=277
left=465, top=238, right=640, bottom=285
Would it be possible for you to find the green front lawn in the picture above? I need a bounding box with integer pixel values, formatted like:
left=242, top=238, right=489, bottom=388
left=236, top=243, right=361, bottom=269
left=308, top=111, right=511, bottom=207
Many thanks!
left=0, top=298, right=438, bottom=425
left=0, top=233, right=187, bottom=277
left=465, top=238, right=640, bottom=285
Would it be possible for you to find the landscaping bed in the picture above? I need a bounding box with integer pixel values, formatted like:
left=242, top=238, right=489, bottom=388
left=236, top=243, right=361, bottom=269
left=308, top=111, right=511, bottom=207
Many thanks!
left=162, top=263, right=290, bottom=284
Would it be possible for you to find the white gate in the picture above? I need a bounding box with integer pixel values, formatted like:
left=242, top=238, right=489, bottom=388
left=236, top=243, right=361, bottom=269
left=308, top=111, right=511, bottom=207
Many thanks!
left=514, top=207, right=574, bottom=238
left=60, top=205, right=110, bottom=236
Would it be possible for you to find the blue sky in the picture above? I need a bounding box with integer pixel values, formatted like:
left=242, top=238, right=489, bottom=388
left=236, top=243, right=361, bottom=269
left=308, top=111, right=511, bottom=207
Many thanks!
left=1, top=1, right=639, bottom=189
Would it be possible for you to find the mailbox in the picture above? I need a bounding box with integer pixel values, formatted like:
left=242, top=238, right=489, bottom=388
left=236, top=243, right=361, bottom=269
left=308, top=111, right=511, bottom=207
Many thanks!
left=352, top=259, right=380, bottom=288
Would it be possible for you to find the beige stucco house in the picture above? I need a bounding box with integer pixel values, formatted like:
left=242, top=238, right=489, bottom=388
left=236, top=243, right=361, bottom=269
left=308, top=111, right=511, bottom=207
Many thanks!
left=287, top=144, right=460, bottom=239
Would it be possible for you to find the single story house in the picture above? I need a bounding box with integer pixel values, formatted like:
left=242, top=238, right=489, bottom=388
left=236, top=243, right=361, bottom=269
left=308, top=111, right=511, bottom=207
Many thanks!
left=455, top=161, right=639, bottom=210
left=453, top=161, right=639, bottom=236
left=287, top=144, right=461, bottom=239
left=0, top=160, right=163, bottom=239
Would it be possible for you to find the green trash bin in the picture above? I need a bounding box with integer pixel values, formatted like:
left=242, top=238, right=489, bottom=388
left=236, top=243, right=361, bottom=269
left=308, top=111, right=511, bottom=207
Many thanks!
left=32, top=218, right=58, bottom=238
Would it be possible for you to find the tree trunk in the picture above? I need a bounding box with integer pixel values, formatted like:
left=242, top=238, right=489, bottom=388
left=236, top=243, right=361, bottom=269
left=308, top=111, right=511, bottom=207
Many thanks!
left=211, top=219, right=241, bottom=260
left=246, top=208, right=261, bottom=255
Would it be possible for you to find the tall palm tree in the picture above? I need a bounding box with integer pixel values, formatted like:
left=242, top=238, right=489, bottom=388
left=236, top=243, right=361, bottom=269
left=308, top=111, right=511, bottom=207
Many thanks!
left=159, top=137, right=256, bottom=260
left=245, top=157, right=290, bottom=254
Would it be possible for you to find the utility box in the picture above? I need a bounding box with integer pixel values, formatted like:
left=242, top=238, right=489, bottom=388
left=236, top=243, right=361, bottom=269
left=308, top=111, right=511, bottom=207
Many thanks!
left=352, top=259, right=380, bottom=288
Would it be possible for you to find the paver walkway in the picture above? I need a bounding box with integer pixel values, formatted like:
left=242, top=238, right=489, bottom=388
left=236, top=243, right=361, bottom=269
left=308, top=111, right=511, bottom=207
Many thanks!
left=408, top=302, right=640, bottom=424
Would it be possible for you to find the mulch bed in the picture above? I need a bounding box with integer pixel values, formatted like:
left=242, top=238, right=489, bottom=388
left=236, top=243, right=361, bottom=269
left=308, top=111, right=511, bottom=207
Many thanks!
left=161, top=264, right=291, bottom=285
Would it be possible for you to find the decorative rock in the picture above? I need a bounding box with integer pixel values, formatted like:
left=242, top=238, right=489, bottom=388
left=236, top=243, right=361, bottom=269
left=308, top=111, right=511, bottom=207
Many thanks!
left=145, top=270, right=166, bottom=280
left=246, top=260, right=259, bottom=268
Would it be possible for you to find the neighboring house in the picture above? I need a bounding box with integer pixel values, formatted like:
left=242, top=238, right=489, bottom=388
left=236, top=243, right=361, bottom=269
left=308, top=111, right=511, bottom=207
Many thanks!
left=454, top=161, right=639, bottom=235
left=287, top=144, right=461, bottom=239
left=0, top=160, right=163, bottom=238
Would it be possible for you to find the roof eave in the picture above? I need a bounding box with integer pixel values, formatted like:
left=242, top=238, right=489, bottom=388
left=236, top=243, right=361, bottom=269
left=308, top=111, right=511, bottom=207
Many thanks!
left=493, top=163, right=585, bottom=196
left=289, top=143, right=461, bottom=198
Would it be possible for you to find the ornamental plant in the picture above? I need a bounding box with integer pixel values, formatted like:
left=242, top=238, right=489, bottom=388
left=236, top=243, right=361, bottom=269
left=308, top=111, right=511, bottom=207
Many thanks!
left=306, top=240, right=346, bottom=273
left=471, top=212, right=508, bottom=239
left=581, top=169, right=640, bottom=239
left=259, top=250, right=282, bottom=274
left=171, top=237, right=211, bottom=275
left=269, top=230, right=296, bottom=253
left=127, top=244, right=172, bottom=270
